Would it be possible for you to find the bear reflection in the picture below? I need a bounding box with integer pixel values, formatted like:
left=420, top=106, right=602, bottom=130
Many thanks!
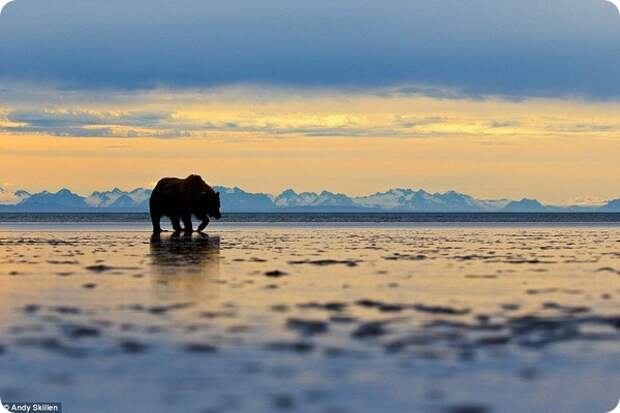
left=149, top=232, right=220, bottom=301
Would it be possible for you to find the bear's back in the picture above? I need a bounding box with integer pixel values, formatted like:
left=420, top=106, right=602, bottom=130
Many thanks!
left=152, top=175, right=212, bottom=202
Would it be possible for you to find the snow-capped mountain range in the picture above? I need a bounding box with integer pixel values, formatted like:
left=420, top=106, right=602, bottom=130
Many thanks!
left=85, top=188, right=152, bottom=209
left=0, top=186, right=618, bottom=212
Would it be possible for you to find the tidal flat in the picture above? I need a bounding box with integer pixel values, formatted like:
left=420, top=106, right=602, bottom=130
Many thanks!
left=0, top=227, right=619, bottom=413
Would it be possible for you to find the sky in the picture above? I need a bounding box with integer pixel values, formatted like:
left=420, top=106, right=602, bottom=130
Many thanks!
left=0, top=0, right=619, bottom=204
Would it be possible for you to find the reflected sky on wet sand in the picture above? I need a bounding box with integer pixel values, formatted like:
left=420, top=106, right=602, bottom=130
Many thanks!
left=0, top=228, right=619, bottom=413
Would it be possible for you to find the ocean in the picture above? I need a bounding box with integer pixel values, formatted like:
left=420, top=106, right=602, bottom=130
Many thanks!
left=1, top=212, right=620, bottom=230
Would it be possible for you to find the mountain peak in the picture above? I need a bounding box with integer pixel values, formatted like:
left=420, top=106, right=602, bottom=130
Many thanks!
left=600, top=198, right=620, bottom=212
left=279, top=189, right=298, bottom=196
left=519, top=198, right=543, bottom=205
left=502, top=198, right=546, bottom=212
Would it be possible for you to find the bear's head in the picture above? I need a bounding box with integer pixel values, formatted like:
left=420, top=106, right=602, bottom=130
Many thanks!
left=203, top=191, right=221, bottom=220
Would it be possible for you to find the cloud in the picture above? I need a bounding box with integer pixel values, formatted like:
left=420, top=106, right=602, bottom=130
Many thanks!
left=0, top=108, right=421, bottom=138
left=0, top=109, right=190, bottom=137
left=7, top=109, right=172, bottom=128
left=0, top=0, right=619, bottom=99
left=2, top=105, right=617, bottom=139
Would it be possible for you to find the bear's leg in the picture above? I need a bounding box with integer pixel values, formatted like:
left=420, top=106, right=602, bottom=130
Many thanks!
left=196, top=213, right=209, bottom=232
left=182, top=214, right=193, bottom=233
left=150, top=209, right=163, bottom=234
left=170, top=215, right=183, bottom=233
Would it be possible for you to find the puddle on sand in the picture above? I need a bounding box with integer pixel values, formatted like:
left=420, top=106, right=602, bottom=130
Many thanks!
left=0, top=228, right=619, bottom=413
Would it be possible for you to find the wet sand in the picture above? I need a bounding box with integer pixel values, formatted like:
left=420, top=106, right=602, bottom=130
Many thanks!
left=0, top=227, right=619, bottom=413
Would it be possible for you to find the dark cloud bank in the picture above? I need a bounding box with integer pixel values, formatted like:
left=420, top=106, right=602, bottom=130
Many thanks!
left=1, top=0, right=619, bottom=99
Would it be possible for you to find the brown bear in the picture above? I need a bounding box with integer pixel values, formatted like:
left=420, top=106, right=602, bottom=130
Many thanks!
left=149, top=175, right=221, bottom=234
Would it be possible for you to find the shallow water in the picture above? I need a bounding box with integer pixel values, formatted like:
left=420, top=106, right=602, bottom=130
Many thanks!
left=0, top=227, right=619, bottom=413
